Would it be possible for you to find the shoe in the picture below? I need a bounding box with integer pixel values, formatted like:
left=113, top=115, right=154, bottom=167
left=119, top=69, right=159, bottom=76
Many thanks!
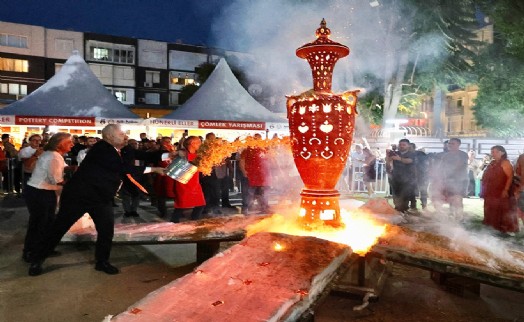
left=95, top=261, right=120, bottom=275
left=131, top=212, right=140, bottom=217
left=28, top=261, right=43, bottom=276
left=123, top=212, right=133, bottom=217
left=214, top=209, right=223, bottom=215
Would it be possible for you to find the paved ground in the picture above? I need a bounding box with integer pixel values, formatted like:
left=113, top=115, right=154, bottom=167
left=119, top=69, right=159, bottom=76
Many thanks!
left=1, top=193, right=524, bottom=322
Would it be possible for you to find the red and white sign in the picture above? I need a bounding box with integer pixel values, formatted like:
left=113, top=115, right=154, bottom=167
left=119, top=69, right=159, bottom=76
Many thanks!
left=15, top=116, right=96, bottom=126
left=0, top=115, right=15, bottom=125
left=95, top=117, right=142, bottom=127
left=198, top=120, right=265, bottom=130
left=148, top=119, right=198, bottom=128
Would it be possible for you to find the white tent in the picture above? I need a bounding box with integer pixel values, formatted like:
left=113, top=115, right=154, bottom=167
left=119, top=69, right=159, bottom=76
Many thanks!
left=0, top=51, right=138, bottom=119
left=163, top=58, right=285, bottom=123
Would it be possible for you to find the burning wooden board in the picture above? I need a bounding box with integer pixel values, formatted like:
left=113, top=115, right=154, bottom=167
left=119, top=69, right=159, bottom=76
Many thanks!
left=373, top=225, right=524, bottom=291
left=110, top=232, right=350, bottom=322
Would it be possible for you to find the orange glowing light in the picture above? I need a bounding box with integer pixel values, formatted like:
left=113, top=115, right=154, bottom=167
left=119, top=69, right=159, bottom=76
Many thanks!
left=247, top=209, right=387, bottom=255
left=273, top=242, right=285, bottom=251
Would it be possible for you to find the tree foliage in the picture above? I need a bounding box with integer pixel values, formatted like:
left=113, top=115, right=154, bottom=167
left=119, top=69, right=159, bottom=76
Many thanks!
left=472, top=0, right=524, bottom=136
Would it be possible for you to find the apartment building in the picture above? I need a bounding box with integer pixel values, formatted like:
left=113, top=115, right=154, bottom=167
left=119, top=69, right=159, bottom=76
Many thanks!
left=0, top=21, right=240, bottom=118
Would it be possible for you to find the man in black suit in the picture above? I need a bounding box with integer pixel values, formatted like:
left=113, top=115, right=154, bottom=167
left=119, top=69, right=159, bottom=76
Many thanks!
left=29, top=124, right=165, bottom=276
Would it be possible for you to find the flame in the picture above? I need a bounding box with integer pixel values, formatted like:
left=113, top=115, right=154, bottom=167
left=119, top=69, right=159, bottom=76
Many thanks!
left=273, top=242, right=285, bottom=251
left=247, top=208, right=387, bottom=255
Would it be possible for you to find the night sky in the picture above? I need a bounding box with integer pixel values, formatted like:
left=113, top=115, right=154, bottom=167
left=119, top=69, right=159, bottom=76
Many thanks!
left=0, top=0, right=226, bottom=46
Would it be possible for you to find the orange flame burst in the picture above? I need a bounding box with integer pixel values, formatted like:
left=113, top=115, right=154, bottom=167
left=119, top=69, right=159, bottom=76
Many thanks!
left=247, top=209, right=387, bottom=255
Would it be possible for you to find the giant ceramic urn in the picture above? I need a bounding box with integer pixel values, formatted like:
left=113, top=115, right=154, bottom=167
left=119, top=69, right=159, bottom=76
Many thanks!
left=287, top=19, right=359, bottom=227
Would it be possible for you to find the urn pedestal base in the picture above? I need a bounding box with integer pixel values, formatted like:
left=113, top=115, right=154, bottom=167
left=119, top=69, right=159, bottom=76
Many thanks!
left=298, top=189, right=343, bottom=227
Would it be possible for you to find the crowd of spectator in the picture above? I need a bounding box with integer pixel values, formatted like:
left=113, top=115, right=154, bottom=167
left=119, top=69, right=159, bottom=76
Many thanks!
left=1, top=127, right=524, bottom=276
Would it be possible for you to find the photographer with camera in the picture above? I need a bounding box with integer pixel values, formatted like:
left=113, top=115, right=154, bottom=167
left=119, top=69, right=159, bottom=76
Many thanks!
left=386, top=139, right=415, bottom=213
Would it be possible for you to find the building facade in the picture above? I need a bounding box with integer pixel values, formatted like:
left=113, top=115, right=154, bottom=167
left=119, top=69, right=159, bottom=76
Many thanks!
left=0, top=21, right=245, bottom=118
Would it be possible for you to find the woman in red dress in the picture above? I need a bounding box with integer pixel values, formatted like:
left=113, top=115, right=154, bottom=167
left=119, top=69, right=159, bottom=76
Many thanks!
left=482, top=145, right=518, bottom=233
left=171, top=136, right=206, bottom=223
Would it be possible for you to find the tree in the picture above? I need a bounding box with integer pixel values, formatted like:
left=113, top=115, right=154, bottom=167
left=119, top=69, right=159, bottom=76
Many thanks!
left=358, top=0, right=480, bottom=129
left=472, top=0, right=524, bottom=136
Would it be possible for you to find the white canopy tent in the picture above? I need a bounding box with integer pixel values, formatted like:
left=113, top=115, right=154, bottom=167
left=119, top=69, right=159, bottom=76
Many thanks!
left=152, top=58, right=287, bottom=138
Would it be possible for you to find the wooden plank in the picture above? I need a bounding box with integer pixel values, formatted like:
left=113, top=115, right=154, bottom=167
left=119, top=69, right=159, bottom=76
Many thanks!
left=111, top=232, right=350, bottom=322
left=62, top=215, right=266, bottom=244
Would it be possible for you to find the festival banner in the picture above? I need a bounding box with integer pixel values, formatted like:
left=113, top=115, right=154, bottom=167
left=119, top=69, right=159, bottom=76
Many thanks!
left=198, top=120, right=265, bottom=130
left=0, top=115, right=16, bottom=125
left=146, top=119, right=199, bottom=128
left=266, top=122, right=290, bottom=132
left=15, top=116, right=96, bottom=126
left=95, top=117, right=143, bottom=127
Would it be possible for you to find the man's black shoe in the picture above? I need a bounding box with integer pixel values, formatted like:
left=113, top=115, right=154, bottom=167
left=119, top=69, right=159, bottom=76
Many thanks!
left=95, top=261, right=120, bottom=275
left=22, top=252, right=32, bottom=263
left=28, top=262, right=43, bottom=276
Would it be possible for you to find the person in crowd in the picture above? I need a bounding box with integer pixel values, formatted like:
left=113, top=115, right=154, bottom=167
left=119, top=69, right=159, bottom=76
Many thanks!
left=240, top=133, right=271, bottom=214
left=467, top=150, right=480, bottom=197
left=385, top=143, right=398, bottom=197
left=1, top=133, right=21, bottom=194
left=18, top=134, right=44, bottom=193
left=22, top=133, right=73, bottom=263
left=386, top=139, right=415, bottom=213
left=76, top=136, right=97, bottom=165
left=153, top=137, right=177, bottom=218
left=120, top=138, right=144, bottom=218
left=431, top=138, right=469, bottom=220
left=409, top=143, right=429, bottom=210
left=482, top=145, right=519, bottom=234
left=476, top=153, right=492, bottom=197
left=235, top=145, right=250, bottom=213
left=28, top=124, right=165, bottom=276
left=216, top=155, right=236, bottom=209
left=171, top=136, right=206, bottom=223
left=201, top=133, right=222, bottom=215
left=362, top=147, right=376, bottom=197
left=69, top=135, right=87, bottom=166
left=350, top=144, right=366, bottom=191
left=515, top=152, right=524, bottom=225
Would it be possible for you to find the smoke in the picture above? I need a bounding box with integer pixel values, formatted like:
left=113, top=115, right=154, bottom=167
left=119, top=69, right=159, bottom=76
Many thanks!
left=210, top=0, right=448, bottom=118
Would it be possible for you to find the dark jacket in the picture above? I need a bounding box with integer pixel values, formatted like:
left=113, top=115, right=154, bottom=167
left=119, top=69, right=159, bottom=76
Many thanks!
left=61, top=140, right=155, bottom=206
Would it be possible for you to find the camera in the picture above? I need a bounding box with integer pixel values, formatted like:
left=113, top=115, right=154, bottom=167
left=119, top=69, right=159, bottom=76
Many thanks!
left=387, top=150, right=398, bottom=157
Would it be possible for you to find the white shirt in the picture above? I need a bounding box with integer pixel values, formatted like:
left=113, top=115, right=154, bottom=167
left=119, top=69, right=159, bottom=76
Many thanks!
left=18, top=146, right=37, bottom=160
left=351, top=151, right=365, bottom=168
left=27, top=151, right=66, bottom=191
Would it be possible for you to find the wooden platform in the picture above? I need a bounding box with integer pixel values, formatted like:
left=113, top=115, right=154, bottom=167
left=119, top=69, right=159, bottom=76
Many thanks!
left=111, top=232, right=350, bottom=322
left=61, top=215, right=266, bottom=263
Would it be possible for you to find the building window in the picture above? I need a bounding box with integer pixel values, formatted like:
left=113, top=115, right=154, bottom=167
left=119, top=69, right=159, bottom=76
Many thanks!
left=169, top=91, right=179, bottom=105
left=145, top=93, right=160, bottom=104
left=93, top=47, right=112, bottom=61
left=170, top=71, right=195, bottom=86
left=114, top=90, right=127, bottom=102
left=0, top=57, right=29, bottom=72
left=0, top=83, right=27, bottom=96
left=0, top=34, right=28, bottom=48
left=87, top=40, right=135, bottom=64
left=145, top=70, right=161, bottom=85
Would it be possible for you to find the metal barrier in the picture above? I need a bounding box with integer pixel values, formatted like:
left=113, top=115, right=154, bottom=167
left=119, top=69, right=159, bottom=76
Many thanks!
left=1, top=158, right=20, bottom=194
left=337, top=160, right=389, bottom=195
